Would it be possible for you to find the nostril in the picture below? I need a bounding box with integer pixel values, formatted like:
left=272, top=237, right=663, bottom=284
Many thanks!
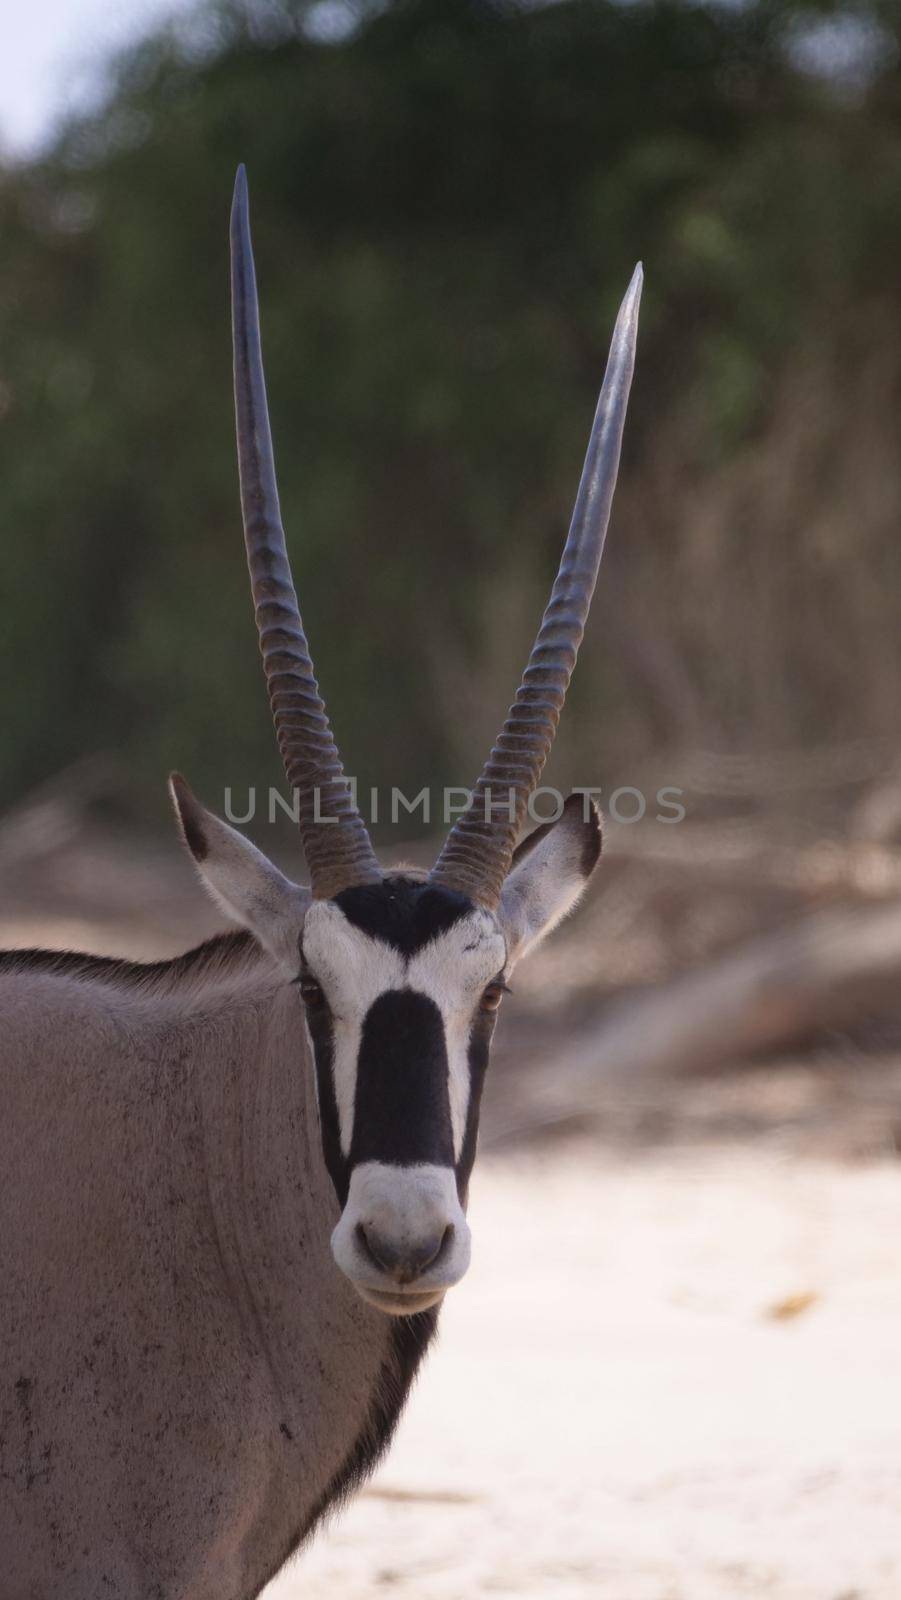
left=355, top=1221, right=389, bottom=1273
left=431, top=1223, right=454, bottom=1271
left=355, top=1222, right=454, bottom=1284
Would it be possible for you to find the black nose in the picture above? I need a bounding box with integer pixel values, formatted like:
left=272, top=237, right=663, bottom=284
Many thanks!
left=356, top=1222, right=452, bottom=1285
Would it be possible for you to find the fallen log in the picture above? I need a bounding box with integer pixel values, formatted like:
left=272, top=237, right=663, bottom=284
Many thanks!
left=607, top=823, right=901, bottom=903
left=487, top=899, right=901, bottom=1143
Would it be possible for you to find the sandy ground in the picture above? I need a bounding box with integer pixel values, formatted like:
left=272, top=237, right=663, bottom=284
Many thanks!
left=267, top=1144, right=901, bottom=1600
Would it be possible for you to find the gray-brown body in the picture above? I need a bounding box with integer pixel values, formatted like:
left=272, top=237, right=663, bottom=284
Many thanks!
left=0, top=936, right=429, bottom=1600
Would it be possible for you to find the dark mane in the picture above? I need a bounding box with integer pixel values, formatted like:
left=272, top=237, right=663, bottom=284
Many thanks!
left=0, top=929, right=260, bottom=992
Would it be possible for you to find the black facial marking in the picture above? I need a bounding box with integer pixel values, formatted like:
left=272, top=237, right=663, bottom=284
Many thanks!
left=300, top=874, right=502, bottom=1206
left=303, top=993, right=349, bottom=1205
left=334, top=875, right=474, bottom=957
left=457, top=1007, right=497, bottom=1199
left=350, top=991, right=454, bottom=1168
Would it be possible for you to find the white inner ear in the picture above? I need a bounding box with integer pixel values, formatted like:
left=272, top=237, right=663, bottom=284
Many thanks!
left=499, top=819, right=596, bottom=966
left=200, top=844, right=306, bottom=953
left=173, top=787, right=309, bottom=970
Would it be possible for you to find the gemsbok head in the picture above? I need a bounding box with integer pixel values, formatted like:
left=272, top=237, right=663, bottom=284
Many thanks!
left=170, top=167, right=641, bottom=1317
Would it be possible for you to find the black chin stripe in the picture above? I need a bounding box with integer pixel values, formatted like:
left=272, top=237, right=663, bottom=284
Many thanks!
left=350, top=990, right=454, bottom=1168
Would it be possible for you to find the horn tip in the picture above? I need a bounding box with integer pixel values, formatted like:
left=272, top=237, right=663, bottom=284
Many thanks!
left=623, top=261, right=643, bottom=312
left=611, top=262, right=643, bottom=351
left=231, top=164, right=249, bottom=236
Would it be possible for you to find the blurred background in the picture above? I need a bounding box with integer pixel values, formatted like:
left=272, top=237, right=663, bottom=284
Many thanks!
left=3, top=2, right=901, bottom=1596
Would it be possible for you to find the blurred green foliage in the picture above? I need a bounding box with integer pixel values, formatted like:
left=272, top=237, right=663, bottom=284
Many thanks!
left=1, top=0, right=900, bottom=834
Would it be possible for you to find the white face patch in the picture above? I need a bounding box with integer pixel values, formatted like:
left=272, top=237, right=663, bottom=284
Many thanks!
left=302, top=900, right=506, bottom=1161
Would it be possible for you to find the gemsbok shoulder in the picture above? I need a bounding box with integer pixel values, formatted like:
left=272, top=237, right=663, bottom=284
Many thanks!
left=0, top=167, right=641, bottom=1599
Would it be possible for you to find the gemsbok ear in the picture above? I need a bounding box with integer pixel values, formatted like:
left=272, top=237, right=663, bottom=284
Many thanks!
left=498, top=794, right=601, bottom=965
left=169, top=773, right=310, bottom=969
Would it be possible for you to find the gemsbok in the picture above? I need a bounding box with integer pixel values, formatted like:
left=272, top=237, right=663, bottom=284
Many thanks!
left=0, top=167, right=641, bottom=1598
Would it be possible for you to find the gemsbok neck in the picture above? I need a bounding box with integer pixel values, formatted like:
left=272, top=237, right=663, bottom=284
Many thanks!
left=0, top=940, right=437, bottom=1593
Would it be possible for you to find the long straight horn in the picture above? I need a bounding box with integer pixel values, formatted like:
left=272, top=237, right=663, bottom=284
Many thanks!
left=430, top=265, right=643, bottom=909
left=230, top=165, right=380, bottom=898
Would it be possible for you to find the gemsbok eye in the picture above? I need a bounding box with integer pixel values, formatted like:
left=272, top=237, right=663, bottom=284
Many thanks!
left=480, top=981, right=508, bottom=1013
left=299, top=978, right=326, bottom=1009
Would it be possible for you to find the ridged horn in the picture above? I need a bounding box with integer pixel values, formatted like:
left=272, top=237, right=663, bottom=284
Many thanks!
left=430, top=264, right=643, bottom=909
left=230, top=165, right=381, bottom=898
